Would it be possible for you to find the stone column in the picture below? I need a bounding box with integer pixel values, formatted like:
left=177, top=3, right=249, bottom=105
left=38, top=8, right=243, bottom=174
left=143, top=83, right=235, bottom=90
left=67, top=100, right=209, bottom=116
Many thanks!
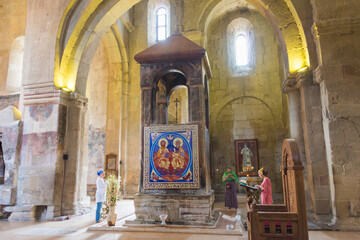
left=282, top=76, right=314, bottom=215
left=296, top=70, right=332, bottom=220
left=61, top=93, right=88, bottom=215
left=6, top=84, right=89, bottom=220
left=6, top=84, right=68, bottom=220
left=311, top=5, right=360, bottom=228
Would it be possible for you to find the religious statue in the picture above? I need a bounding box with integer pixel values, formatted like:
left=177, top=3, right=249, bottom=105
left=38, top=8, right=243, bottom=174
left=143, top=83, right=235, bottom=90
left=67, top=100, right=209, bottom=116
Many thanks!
left=241, top=143, right=253, bottom=172
left=156, top=81, right=167, bottom=124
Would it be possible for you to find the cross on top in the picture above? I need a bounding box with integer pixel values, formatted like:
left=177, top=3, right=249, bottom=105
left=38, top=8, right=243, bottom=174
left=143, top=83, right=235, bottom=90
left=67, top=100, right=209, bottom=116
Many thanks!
left=174, top=98, right=180, bottom=122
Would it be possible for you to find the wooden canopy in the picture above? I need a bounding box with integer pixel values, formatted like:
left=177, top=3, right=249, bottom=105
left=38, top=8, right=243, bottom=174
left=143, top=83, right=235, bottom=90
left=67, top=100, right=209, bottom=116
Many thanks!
left=134, top=33, right=206, bottom=64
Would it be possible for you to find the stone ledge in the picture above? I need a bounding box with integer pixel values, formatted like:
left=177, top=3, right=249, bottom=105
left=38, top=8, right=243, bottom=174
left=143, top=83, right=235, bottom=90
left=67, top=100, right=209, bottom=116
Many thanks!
left=134, top=191, right=215, bottom=224
left=88, top=224, right=242, bottom=235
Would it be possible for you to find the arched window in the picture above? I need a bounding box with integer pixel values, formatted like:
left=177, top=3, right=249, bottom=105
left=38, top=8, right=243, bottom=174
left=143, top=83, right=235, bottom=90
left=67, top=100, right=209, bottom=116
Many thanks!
left=235, top=34, right=247, bottom=66
left=227, top=18, right=255, bottom=76
left=156, top=8, right=167, bottom=41
left=148, top=0, right=170, bottom=46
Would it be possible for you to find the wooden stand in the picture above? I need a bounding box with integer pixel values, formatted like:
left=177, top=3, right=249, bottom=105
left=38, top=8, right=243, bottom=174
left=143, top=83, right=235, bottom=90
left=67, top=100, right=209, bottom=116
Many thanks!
left=240, top=183, right=261, bottom=204
left=246, top=139, right=309, bottom=240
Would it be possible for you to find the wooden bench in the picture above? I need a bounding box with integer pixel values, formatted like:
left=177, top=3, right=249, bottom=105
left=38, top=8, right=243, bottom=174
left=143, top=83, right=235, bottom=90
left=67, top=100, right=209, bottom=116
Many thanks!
left=247, top=139, right=309, bottom=240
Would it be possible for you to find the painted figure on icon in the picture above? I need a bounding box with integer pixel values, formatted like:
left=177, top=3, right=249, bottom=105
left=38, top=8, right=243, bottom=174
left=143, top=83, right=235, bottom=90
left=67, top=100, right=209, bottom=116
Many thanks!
left=172, top=138, right=186, bottom=170
left=241, top=143, right=253, bottom=172
left=152, top=134, right=190, bottom=182
left=156, top=139, right=170, bottom=169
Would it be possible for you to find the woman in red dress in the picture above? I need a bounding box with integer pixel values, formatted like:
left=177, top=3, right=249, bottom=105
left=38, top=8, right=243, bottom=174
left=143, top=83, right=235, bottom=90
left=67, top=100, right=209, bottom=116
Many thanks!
left=255, top=168, right=273, bottom=204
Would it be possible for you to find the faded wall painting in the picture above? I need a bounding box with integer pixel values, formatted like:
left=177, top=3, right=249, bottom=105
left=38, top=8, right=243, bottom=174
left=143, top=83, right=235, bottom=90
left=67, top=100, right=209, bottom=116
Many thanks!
left=144, top=125, right=199, bottom=189
left=20, top=131, right=57, bottom=167
left=87, top=125, right=105, bottom=184
left=0, top=94, right=19, bottom=110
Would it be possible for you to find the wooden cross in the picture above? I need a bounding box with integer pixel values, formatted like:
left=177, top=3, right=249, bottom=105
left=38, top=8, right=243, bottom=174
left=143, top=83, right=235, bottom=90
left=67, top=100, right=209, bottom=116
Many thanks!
left=174, top=98, right=180, bottom=122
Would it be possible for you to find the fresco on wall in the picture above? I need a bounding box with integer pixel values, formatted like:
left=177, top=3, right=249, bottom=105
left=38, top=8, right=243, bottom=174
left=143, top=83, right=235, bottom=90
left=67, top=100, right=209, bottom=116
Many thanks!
left=0, top=94, right=19, bottom=110
left=144, top=125, right=199, bottom=189
left=87, top=125, right=105, bottom=184
left=0, top=124, right=19, bottom=162
left=20, top=131, right=57, bottom=167
left=23, top=104, right=59, bottom=134
left=0, top=122, right=21, bottom=186
left=29, top=104, right=53, bottom=121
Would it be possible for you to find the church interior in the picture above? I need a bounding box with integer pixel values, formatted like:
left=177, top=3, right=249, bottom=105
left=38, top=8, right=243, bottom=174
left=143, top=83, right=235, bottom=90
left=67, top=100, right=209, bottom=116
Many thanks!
left=0, top=0, right=360, bottom=239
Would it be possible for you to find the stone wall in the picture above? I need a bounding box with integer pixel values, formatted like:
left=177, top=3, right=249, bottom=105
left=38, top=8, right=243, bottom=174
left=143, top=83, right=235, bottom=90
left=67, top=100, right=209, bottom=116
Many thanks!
left=207, top=10, right=289, bottom=195
left=86, top=40, right=109, bottom=186
left=312, top=0, right=360, bottom=229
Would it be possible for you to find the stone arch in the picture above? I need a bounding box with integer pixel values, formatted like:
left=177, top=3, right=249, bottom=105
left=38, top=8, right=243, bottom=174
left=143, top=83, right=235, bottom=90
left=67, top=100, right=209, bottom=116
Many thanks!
left=54, top=0, right=314, bottom=92
left=197, top=0, right=313, bottom=75
left=6, top=36, right=25, bottom=93
left=212, top=96, right=284, bottom=192
left=215, top=96, right=275, bottom=124
left=55, top=0, right=141, bottom=93
left=85, top=23, right=130, bottom=195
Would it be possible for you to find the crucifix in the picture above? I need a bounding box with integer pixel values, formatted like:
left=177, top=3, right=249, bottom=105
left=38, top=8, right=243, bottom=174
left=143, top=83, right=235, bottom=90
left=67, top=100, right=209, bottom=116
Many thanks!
left=174, top=98, right=180, bottom=123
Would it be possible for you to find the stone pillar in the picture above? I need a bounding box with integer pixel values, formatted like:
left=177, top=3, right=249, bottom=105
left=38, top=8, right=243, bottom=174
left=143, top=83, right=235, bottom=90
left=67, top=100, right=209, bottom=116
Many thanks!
left=6, top=84, right=67, bottom=220
left=6, top=84, right=89, bottom=220
left=61, top=93, right=88, bottom=215
left=282, top=76, right=314, bottom=215
left=311, top=4, right=360, bottom=229
left=296, top=70, right=332, bottom=220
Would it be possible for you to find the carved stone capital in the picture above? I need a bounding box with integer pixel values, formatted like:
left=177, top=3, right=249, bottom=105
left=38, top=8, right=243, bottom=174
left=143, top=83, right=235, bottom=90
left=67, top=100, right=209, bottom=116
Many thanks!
left=67, top=92, right=88, bottom=110
left=283, top=69, right=315, bottom=93
left=313, top=66, right=328, bottom=85
left=296, top=69, right=313, bottom=89
left=282, top=75, right=297, bottom=93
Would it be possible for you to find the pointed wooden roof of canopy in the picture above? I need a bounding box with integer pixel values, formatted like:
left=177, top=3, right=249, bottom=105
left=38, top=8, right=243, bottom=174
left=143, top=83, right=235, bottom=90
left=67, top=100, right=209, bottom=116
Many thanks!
left=134, top=32, right=206, bottom=63
left=134, top=31, right=212, bottom=77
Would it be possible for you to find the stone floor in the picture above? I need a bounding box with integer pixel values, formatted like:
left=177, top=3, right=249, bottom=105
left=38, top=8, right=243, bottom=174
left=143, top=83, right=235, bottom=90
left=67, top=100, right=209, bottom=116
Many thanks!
left=0, top=200, right=359, bottom=240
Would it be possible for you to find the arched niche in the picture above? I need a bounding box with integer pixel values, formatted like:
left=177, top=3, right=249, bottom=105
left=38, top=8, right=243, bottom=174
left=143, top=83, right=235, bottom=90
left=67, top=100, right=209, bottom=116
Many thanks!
left=168, top=85, right=189, bottom=124
left=6, top=36, right=25, bottom=93
left=152, top=70, right=188, bottom=124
